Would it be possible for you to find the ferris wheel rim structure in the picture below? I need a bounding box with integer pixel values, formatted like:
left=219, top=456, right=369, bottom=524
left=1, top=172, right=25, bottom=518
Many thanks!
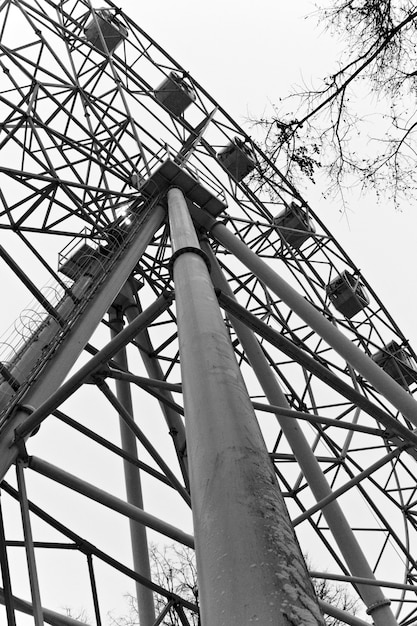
left=1, top=1, right=417, bottom=625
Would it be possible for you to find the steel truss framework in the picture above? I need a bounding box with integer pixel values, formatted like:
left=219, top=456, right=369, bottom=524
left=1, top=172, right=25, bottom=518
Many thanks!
left=0, top=1, right=417, bottom=625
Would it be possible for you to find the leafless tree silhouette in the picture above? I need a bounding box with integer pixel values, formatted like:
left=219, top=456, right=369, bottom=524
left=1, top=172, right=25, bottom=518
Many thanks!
left=253, top=1, right=417, bottom=209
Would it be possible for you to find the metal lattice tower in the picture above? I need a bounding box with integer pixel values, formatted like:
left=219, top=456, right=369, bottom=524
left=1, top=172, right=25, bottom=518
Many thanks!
left=1, top=2, right=417, bottom=625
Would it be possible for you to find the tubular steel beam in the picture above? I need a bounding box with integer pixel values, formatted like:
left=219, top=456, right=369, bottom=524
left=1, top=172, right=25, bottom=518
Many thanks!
left=152, top=601, right=176, bottom=626
left=0, top=588, right=93, bottom=626
left=292, top=447, right=404, bottom=526
left=107, top=370, right=182, bottom=393
left=99, top=382, right=190, bottom=506
left=28, top=455, right=194, bottom=548
left=124, top=299, right=189, bottom=487
left=252, top=402, right=384, bottom=436
left=0, top=493, right=16, bottom=626
left=12, top=292, right=173, bottom=442
left=53, top=409, right=172, bottom=488
left=109, top=306, right=156, bottom=626
left=192, top=207, right=417, bottom=427
left=216, top=290, right=417, bottom=451
left=167, top=187, right=324, bottom=625
left=107, top=370, right=185, bottom=415
left=86, top=554, right=102, bottom=626
left=317, top=600, right=372, bottom=626
left=310, top=571, right=417, bottom=593
left=16, top=461, right=44, bottom=626
left=203, top=241, right=398, bottom=626
left=0, top=205, right=167, bottom=483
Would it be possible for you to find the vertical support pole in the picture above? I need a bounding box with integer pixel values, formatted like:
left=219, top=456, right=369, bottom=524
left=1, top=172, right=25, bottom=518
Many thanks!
left=167, top=187, right=324, bottom=625
left=99, top=382, right=190, bottom=505
left=124, top=299, right=189, bottom=488
left=153, top=601, right=175, bottom=626
left=0, top=491, right=16, bottom=626
left=16, top=460, right=44, bottom=626
left=203, top=240, right=397, bottom=626
left=86, top=554, right=102, bottom=626
left=340, top=366, right=362, bottom=458
left=109, top=308, right=155, bottom=626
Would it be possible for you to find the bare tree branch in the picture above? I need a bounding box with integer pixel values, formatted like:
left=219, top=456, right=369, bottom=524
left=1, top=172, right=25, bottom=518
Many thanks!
left=252, top=2, right=417, bottom=209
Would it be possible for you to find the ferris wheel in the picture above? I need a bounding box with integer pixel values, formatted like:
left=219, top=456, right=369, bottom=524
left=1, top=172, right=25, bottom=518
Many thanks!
left=1, top=1, right=417, bottom=625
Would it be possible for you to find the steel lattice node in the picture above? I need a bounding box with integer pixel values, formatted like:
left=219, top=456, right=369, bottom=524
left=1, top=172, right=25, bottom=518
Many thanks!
left=137, top=159, right=227, bottom=217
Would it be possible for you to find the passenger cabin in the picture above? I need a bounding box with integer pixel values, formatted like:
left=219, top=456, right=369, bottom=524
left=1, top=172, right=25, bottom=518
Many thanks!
left=273, top=202, right=316, bottom=249
left=326, top=271, right=369, bottom=318
left=85, top=9, right=128, bottom=55
left=155, top=72, right=196, bottom=116
left=217, top=137, right=256, bottom=181
left=372, top=340, right=416, bottom=389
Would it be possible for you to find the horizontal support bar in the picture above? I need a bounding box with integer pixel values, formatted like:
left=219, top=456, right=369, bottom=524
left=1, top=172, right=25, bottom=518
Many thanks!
left=53, top=409, right=172, bottom=488
left=253, top=401, right=383, bottom=437
left=107, top=370, right=182, bottom=392
left=106, top=370, right=185, bottom=414
left=5, top=541, right=77, bottom=550
left=293, top=447, right=404, bottom=526
left=317, top=599, right=371, bottom=626
left=28, top=455, right=194, bottom=548
left=310, top=570, right=417, bottom=592
left=0, top=587, right=86, bottom=626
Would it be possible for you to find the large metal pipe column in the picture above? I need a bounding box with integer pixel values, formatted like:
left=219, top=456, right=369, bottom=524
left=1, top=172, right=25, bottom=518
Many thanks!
left=0, top=205, right=166, bottom=483
left=203, top=241, right=397, bottom=626
left=109, top=307, right=155, bottom=626
left=167, top=187, right=324, bottom=626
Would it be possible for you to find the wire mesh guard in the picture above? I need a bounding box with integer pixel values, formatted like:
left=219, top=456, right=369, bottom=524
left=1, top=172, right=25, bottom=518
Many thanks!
left=1, top=1, right=417, bottom=625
